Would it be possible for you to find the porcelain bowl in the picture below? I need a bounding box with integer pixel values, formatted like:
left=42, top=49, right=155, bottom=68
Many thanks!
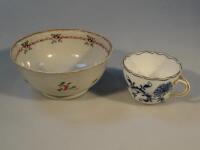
left=11, top=29, right=112, bottom=99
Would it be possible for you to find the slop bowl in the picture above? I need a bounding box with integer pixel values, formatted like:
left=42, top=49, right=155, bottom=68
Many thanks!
left=11, top=29, right=112, bottom=99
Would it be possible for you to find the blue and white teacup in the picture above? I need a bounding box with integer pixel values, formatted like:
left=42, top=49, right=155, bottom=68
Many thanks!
left=123, top=51, right=190, bottom=104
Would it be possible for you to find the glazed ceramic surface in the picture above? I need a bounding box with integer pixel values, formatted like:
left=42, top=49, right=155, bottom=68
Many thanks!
left=123, top=51, right=190, bottom=104
left=11, top=29, right=112, bottom=99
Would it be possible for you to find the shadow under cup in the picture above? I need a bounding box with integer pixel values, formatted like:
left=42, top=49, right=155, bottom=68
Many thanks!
left=123, top=51, right=191, bottom=104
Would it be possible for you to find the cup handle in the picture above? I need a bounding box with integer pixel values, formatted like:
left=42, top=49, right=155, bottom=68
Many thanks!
left=172, top=75, right=191, bottom=97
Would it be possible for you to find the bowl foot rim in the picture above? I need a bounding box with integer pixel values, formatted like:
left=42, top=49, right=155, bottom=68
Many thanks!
left=42, top=90, right=88, bottom=100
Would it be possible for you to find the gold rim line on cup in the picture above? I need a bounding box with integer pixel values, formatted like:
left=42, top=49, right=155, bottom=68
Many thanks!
left=123, top=51, right=183, bottom=81
left=10, top=28, right=113, bottom=74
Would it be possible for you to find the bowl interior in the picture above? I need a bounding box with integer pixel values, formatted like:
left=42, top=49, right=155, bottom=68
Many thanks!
left=124, top=52, right=181, bottom=79
left=11, top=29, right=112, bottom=73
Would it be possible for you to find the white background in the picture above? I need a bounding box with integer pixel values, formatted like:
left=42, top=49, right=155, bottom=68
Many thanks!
left=0, top=0, right=200, bottom=150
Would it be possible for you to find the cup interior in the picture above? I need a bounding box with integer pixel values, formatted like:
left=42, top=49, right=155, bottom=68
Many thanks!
left=11, top=29, right=112, bottom=73
left=124, top=51, right=182, bottom=79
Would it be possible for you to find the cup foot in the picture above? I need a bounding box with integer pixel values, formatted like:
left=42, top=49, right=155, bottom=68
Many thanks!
left=42, top=90, right=88, bottom=100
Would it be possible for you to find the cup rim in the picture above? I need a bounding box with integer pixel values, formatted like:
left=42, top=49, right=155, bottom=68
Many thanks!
left=123, top=51, right=182, bottom=81
left=10, top=28, right=113, bottom=74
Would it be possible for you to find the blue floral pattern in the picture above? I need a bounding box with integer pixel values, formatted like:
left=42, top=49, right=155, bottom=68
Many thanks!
left=126, top=76, right=173, bottom=103
left=153, top=82, right=173, bottom=102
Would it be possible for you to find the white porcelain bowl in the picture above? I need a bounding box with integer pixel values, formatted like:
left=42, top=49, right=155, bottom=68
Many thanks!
left=11, top=29, right=112, bottom=99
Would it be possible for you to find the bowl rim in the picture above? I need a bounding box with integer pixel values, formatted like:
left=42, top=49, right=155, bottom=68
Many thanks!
left=10, top=28, right=113, bottom=74
left=123, top=51, right=183, bottom=81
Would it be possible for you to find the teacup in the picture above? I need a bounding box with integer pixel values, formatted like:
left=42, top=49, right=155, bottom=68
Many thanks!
left=123, top=51, right=190, bottom=104
left=11, top=29, right=112, bottom=99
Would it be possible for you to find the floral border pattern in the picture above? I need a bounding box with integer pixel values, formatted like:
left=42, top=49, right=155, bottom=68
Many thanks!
left=16, top=33, right=108, bottom=59
left=84, top=35, right=95, bottom=47
left=51, top=34, right=63, bottom=43
left=21, top=40, right=32, bottom=54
